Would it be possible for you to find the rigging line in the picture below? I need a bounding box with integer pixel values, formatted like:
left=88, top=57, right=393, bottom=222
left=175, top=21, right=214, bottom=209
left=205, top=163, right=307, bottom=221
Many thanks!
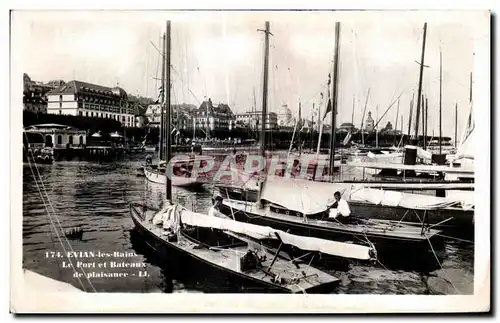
left=425, top=235, right=462, bottom=294
left=150, top=40, right=202, bottom=105
left=23, top=138, right=97, bottom=292
left=435, top=233, right=474, bottom=244
left=24, top=148, right=97, bottom=293
left=23, top=145, right=88, bottom=292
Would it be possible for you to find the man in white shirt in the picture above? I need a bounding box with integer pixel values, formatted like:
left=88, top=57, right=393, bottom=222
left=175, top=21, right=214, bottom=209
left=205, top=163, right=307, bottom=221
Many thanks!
left=328, top=191, right=351, bottom=223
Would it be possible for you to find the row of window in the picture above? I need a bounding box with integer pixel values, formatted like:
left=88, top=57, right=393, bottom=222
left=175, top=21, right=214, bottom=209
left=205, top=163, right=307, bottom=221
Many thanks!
left=76, top=110, right=135, bottom=123
left=49, top=134, right=85, bottom=146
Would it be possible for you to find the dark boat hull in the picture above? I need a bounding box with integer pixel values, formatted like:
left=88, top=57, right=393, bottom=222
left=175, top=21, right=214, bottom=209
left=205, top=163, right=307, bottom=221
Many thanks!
left=215, top=202, right=443, bottom=261
left=129, top=205, right=338, bottom=293
left=216, top=186, right=474, bottom=232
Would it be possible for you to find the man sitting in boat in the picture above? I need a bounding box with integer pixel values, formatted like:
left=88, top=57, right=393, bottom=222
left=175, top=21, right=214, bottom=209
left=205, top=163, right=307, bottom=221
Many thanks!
left=328, top=191, right=352, bottom=223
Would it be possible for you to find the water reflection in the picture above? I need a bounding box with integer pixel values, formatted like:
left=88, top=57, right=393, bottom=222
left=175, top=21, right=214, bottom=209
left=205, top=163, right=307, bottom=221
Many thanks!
left=22, top=155, right=474, bottom=294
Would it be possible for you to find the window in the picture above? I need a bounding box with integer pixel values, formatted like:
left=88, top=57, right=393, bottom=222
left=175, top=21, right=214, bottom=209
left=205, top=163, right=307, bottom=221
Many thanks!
left=57, top=135, right=62, bottom=145
left=68, top=135, right=73, bottom=145
left=79, top=111, right=82, bottom=116
left=79, top=135, right=84, bottom=145
left=86, top=112, right=88, bottom=117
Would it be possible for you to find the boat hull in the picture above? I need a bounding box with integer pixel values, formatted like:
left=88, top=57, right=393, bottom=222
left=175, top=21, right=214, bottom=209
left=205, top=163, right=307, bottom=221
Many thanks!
left=144, top=167, right=204, bottom=189
left=215, top=186, right=474, bottom=231
left=215, top=200, right=443, bottom=261
left=129, top=205, right=339, bottom=293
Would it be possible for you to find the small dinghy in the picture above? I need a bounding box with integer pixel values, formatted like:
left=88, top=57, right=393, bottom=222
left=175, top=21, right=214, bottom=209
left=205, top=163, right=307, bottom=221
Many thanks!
left=129, top=202, right=375, bottom=293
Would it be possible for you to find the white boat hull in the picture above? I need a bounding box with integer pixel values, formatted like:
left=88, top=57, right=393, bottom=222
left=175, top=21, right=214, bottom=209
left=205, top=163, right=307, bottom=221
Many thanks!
left=144, top=167, right=204, bottom=188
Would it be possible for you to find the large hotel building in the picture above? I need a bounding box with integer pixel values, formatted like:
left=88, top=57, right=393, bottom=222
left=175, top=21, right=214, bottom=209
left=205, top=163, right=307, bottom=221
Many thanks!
left=46, top=80, right=138, bottom=127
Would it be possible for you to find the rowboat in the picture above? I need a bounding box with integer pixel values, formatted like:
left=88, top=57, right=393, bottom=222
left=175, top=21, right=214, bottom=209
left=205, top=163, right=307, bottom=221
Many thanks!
left=129, top=202, right=374, bottom=293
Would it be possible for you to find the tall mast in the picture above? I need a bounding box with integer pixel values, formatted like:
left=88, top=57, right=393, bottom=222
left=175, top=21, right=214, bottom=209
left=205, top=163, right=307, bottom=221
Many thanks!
left=375, top=104, right=379, bottom=148
left=424, top=96, right=428, bottom=150
left=439, top=50, right=443, bottom=154
left=414, top=22, right=427, bottom=141
left=329, top=21, right=341, bottom=181
left=165, top=20, right=172, bottom=201
left=454, top=103, right=458, bottom=148
left=361, top=88, right=370, bottom=146
left=394, top=98, right=400, bottom=145
left=469, top=71, right=473, bottom=102
left=407, top=93, right=414, bottom=142
left=159, top=32, right=166, bottom=161
left=351, top=95, right=355, bottom=125
left=260, top=21, right=271, bottom=158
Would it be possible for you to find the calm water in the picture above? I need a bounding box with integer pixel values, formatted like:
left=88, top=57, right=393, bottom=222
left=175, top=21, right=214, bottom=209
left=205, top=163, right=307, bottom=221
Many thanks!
left=22, top=155, right=474, bottom=294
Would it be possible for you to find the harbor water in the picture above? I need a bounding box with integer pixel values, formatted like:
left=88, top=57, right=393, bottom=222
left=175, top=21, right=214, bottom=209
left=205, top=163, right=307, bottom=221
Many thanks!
left=22, top=155, right=474, bottom=294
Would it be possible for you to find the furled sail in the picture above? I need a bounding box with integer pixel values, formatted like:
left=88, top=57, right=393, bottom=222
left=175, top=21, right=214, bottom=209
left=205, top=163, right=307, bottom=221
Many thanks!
left=259, top=176, right=355, bottom=215
left=154, top=204, right=375, bottom=261
left=348, top=187, right=474, bottom=210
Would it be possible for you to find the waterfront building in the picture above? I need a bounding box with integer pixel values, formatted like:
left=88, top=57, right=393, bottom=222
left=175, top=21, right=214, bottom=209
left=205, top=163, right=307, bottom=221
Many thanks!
left=235, top=111, right=278, bottom=130
left=24, top=123, right=87, bottom=148
left=23, top=73, right=53, bottom=113
left=46, top=80, right=138, bottom=127
left=196, top=98, right=235, bottom=131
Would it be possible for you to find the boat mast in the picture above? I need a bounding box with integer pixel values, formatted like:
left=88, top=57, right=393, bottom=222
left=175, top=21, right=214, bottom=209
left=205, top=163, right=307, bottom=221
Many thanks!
left=351, top=95, right=355, bottom=125
left=454, top=103, right=458, bottom=148
left=259, top=21, right=271, bottom=160
left=414, top=22, right=427, bottom=142
left=360, top=88, right=370, bottom=146
left=423, top=95, right=428, bottom=150
left=375, top=105, right=379, bottom=148
left=439, top=49, right=443, bottom=154
left=329, top=21, right=341, bottom=180
left=165, top=20, right=172, bottom=201
left=159, top=32, right=166, bottom=161
left=394, top=98, right=400, bottom=145
left=407, top=93, right=414, bottom=143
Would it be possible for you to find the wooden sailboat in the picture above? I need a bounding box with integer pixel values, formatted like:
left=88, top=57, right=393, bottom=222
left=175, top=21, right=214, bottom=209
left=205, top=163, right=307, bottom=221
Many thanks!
left=143, top=30, right=206, bottom=189
left=130, top=21, right=360, bottom=294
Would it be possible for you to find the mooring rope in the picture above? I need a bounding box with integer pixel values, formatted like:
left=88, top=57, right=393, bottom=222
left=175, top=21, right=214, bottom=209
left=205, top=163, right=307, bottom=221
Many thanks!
left=24, top=136, right=97, bottom=292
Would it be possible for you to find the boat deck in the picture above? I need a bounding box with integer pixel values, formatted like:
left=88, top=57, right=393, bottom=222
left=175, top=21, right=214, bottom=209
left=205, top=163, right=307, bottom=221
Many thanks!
left=134, top=208, right=339, bottom=293
left=222, top=199, right=440, bottom=242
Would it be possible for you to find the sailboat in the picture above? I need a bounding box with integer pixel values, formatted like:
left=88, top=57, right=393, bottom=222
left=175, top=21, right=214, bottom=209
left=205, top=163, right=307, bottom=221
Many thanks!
left=213, top=22, right=448, bottom=254
left=143, top=31, right=206, bottom=189
left=130, top=21, right=373, bottom=294
left=215, top=22, right=474, bottom=233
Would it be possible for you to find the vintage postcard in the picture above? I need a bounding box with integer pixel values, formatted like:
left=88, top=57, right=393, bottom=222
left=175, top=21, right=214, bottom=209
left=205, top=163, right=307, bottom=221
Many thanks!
left=10, top=9, right=490, bottom=313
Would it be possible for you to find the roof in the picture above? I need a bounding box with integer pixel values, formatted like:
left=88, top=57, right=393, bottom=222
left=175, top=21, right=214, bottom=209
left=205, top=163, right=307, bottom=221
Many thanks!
left=339, top=122, right=355, bottom=128
left=24, top=123, right=79, bottom=132
left=47, top=80, right=128, bottom=99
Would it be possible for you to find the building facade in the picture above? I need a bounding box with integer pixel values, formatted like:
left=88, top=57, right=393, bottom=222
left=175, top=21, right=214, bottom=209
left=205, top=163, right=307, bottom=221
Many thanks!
left=196, top=98, right=235, bottom=131
left=46, top=80, right=138, bottom=127
left=24, top=123, right=87, bottom=148
left=235, top=111, right=278, bottom=130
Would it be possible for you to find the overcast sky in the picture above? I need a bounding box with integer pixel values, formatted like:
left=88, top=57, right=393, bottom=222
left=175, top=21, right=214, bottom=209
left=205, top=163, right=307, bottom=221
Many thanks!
left=13, top=10, right=489, bottom=137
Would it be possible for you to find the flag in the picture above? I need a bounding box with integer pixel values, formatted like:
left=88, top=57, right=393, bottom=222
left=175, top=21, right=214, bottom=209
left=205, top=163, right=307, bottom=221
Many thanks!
left=322, top=98, right=332, bottom=121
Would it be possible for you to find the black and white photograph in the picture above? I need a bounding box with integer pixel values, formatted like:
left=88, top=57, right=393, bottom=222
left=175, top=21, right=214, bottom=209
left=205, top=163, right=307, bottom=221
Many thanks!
left=9, top=9, right=490, bottom=313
